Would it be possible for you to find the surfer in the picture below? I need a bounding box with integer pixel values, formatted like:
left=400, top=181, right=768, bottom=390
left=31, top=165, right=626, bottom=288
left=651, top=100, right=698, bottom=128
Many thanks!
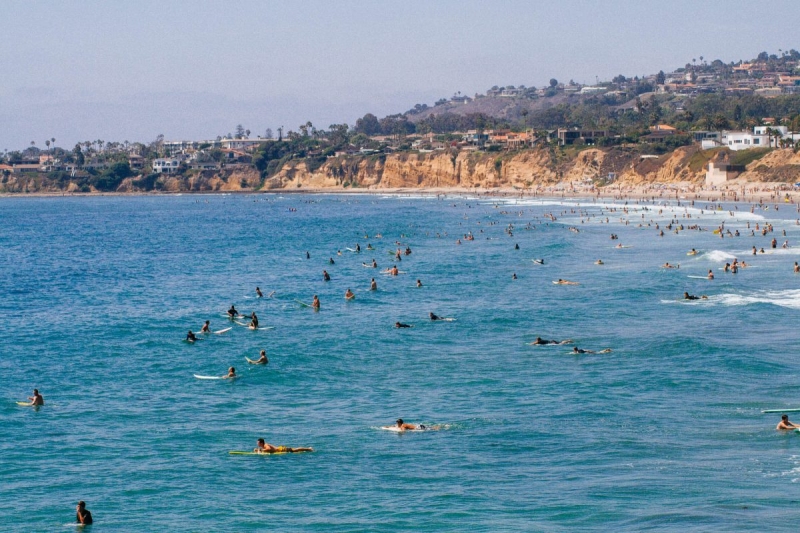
left=249, top=350, right=268, bottom=365
left=200, top=320, right=210, bottom=333
left=255, top=438, right=313, bottom=453
left=416, top=279, right=422, bottom=288
left=572, top=347, right=612, bottom=354
left=429, top=312, right=442, bottom=321
left=394, top=419, right=425, bottom=431
left=345, top=288, right=355, bottom=300
left=249, top=312, right=259, bottom=329
left=515, top=243, right=519, bottom=250
left=595, top=259, right=604, bottom=265
left=256, top=287, right=263, bottom=298
left=707, top=270, right=714, bottom=280
left=688, top=248, right=698, bottom=255
left=662, top=262, right=679, bottom=269
left=367, top=244, right=374, bottom=250
left=777, top=414, right=800, bottom=430
left=395, top=322, right=413, bottom=328
left=555, top=279, right=579, bottom=285
left=306, top=251, right=310, bottom=259
left=683, top=292, right=707, bottom=300
left=227, top=305, right=238, bottom=319
left=323, top=270, right=331, bottom=281
left=312, top=295, right=320, bottom=309
left=223, top=367, right=237, bottom=379
left=356, top=243, right=361, bottom=252
left=370, top=278, right=377, bottom=291
left=531, top=337, right=572, bottom=345
left=329, top=257, right=335, bottom=265
left=795, top=262, right=800, bottom=273
left=28, top=389, right=44, bottom=406
left=186, top=330, right=197, bottom=342
left=512, top=273, right=517, bottom=280
left=76, top=501, right=93, bottom=525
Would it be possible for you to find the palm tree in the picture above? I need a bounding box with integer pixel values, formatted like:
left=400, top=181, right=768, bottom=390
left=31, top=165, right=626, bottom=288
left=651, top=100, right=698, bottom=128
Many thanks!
left=51, top=138, right=56, bottom=151
left=45, top=140, right=51, bottom=152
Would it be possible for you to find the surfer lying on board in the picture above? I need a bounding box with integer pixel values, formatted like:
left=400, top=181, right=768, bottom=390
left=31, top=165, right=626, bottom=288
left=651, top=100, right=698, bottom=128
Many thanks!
left=255, top=438, right=313, bottom=453
left=395, top=419, right=426, bottom=431
left=530, top=337, right=573, bottom=345
left=429, top=312, right=442, bottom=321
left=555, top=279, right=579, bottom=285
left=249, top=350, right=268, bottom=365
left=683, top=292, right=708, bottom=300
left=186, top=330, right=198, bottom=342
left=777, top=414, right=799, bottom=430
left=572, top=347, right=612, bottom=354
left=395, top=322, right=413, bottom=328
left=201, top=320, right=211, bottom=333
left=662, top=262, right=679, bottom=269
left=227, top=305, right=239, bottom=318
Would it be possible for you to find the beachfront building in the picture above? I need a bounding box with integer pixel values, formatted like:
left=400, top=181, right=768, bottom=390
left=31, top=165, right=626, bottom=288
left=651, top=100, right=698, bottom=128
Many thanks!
left=153, top=158, right=181, bottom=173
left=557, top=128, right=607, bottom=146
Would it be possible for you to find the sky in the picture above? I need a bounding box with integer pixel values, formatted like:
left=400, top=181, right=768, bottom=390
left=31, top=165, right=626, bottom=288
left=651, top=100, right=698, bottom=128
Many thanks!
left=1, top=0, right=799, bottom=151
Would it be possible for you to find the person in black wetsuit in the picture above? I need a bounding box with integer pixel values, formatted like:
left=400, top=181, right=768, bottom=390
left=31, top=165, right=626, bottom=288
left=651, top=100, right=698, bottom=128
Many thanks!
left=395, top=322, right=412, bottom=328
left=227, top=305, right=238, bottom=318
left=186, top=330, right=197, bottom=342
left=429, top=312, right=442, bottom=321
left=76, top=501, right=93, bottom=525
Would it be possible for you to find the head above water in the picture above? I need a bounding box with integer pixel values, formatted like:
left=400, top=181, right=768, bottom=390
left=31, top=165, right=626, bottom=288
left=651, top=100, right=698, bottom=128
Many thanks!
left=396, top=419, right=404, bottom=426
left=783, top=414, right=789, bottom=421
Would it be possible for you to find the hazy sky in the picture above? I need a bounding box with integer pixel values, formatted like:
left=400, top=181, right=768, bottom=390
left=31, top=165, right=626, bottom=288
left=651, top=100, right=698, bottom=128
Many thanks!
left=1, top=0, right=798, bottom=150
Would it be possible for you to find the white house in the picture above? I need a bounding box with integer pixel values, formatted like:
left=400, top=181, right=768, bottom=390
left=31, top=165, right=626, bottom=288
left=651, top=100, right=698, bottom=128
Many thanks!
left=153, top=158, right=181, bottom=173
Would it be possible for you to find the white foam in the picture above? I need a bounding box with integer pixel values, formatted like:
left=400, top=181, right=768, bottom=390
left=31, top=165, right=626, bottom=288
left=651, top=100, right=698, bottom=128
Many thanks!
left=703, top=250, right=737, bottom=262
left=712, top=289, right=800, bottom=310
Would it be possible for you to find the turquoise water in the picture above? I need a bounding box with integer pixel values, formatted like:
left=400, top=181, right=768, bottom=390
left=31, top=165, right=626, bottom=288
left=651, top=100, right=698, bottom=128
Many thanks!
left=2, top=193, right=800, bottom=531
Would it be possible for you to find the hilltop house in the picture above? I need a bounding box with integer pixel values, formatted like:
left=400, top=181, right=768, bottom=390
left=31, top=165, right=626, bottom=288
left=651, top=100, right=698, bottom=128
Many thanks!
left=557, top=128, right=607, bottom=146
left=153, top=158, right=181, bottom=173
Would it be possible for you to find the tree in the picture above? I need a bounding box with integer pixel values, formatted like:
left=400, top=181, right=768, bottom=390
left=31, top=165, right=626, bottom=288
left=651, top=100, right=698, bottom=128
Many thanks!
left=73, top=144, right=85, bottom=166
left=549, top=78, right=558, bottom=88
left=354, top=113, right=382, bottom=135
left=45, top=140, right=51, bottom=152
left=235, top=124, right=245, bottom=138
left=265, top=128, right=273, bottom=140
left=245, top=129, right=251, bottom=138
left=656, top=70, right=666, bottom=85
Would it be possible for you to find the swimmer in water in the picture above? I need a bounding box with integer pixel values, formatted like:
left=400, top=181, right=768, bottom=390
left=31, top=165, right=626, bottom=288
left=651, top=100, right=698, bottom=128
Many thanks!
left=200, top=320, right=211, bottom=333
left=186, top=330, right=197, bottom=342
left=256, top=287, right=263, bottom=298
left=395, top=322, right=413, bottom=328
left=708, top=270, right=714, bottom=280
left=223, top=367, right=237, bottom=379
left=323, top=270, right=331, bottom=281
left=555, top=279, right=579, bottom=285
left=76, top=501, right=93, bottom=526
left=416, top=279, right=422, bottom=287
left=429, top=312, right=442, bottom=321
left=249, top=350, right=268, bottom=365
left=255, top=438, right=313, bottom=453
left=370, top=278, right=377, bottom=291
left=329, top=257, right=335, bottom=265
left=795, top=262, right=800, bottom=273
left=777, top=414, right=800, bottom=430
left=345, top=288, right=355, bottom=300
left=595, top=259, right=604, bottom=265
left=312, top=295, right=320, bottom=309
left=512, top=273, right=517, bottom=280
left=688, top=248, right=698, bottom=255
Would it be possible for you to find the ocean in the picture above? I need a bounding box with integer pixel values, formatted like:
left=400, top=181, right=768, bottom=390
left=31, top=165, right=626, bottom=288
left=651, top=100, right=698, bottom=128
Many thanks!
left=2, top=193, right=800, bottom=532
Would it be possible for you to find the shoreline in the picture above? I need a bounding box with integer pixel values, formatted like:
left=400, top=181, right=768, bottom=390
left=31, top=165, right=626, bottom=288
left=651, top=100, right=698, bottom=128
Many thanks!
left=1, top=181, right=797, bottom=204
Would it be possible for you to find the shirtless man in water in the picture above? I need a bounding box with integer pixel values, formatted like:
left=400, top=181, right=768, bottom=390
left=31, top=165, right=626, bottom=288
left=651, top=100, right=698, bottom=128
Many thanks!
left=572, top=347, right=612, bottom=354
left=777, top=414, right=799, bottom=430
left=345, top=288, right=355, bottom=300
left=249, top=350, right=268, bottom=365
left=200, top=320, right=210, bottom=333
left=28, top=389, right=44, bottom=406
left=255, top=438, right=313, bottom=453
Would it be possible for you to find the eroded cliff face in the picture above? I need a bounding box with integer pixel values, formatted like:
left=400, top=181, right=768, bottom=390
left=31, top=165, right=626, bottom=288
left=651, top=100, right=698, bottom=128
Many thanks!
left=262, top=146, right=714, bottom=190
left=3, top=146, right=799, bottom=194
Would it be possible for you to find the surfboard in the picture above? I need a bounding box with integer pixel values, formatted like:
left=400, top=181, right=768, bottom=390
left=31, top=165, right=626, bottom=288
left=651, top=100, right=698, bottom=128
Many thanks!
left=228, top=450, right=311, bottom=455
left=294, top=299, right=311, bottom=308
left=762, top=408, right=800, bottom=413
left=687, top=275, right=711, bottom=279
left=214, top=327, right=232, bottom=334
left=16, top=401, right=32, bottom=406
left=193, top=374, right=233, bottom=380
left=380, top=426, right=424, bottom=432
left=234, top=321, right=249, bottom=327
left=346, top=247, right=358, bottom=252
left=434, top=317, right=456, bottom=322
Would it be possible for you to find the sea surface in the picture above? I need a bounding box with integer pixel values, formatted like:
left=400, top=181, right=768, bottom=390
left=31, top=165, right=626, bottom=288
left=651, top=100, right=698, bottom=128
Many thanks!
left=2, top=193, right=800, bottom=532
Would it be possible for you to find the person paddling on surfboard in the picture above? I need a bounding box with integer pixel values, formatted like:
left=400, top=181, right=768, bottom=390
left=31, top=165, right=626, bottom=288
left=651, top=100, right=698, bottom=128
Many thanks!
left=28, top=389, right=44, bottom=406
left=200, top=320, right=211, bottom=333
left=531, top=337, right=572, bottom=345
left=254, top=438, right=313, bottom=454
left=395, top=322, right=413, bottom=328
left=777, top=414, right=799, bottom=430
left=394, top=419, right=426, bottom=431
left=429, top=312, right=442, bottom=321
